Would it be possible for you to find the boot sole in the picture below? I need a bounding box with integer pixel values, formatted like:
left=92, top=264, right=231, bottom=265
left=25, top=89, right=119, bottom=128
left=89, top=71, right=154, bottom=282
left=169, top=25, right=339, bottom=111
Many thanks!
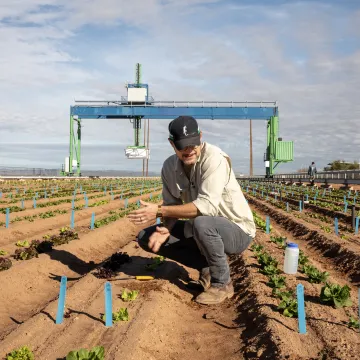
left=194, top=291, right=234, bottom=305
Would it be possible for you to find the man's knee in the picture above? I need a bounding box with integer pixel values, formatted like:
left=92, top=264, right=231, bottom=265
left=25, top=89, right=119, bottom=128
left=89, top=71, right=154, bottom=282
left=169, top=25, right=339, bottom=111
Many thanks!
left=193, top=216, right=215, bottom=240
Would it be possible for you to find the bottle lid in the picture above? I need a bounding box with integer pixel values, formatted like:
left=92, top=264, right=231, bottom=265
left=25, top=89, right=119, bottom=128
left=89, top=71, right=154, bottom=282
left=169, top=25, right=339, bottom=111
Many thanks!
left=287, top=243, right=298, bottom=248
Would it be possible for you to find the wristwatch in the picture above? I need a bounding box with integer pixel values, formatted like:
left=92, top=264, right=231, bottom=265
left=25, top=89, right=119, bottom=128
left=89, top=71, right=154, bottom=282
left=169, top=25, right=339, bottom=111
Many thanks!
left=156, top=204, right=163, bottom=219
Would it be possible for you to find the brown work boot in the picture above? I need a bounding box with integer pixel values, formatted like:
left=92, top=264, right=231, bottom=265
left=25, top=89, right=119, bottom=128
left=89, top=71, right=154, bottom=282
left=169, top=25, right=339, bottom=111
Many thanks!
left=195, top=281, right=234, bottom=305
left=186, top=268, right=211, bottom=291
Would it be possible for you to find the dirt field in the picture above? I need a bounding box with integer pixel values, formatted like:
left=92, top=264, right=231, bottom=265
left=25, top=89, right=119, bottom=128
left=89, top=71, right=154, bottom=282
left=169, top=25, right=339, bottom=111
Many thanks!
left=1, top=179, right=359, bottom=359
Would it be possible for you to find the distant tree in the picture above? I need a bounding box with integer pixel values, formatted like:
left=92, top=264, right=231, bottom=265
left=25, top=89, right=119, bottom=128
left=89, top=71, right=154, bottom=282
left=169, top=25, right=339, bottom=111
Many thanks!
left=296, top=167, right=308, bottom=173
left=323, top=160, right=360, bottom=171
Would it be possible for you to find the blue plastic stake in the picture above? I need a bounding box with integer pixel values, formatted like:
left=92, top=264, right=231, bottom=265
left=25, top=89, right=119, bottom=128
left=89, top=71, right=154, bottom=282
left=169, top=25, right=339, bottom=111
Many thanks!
left=266, top=216, right=270, bottom=234
left=33, top=197, right=37, bottom=209
left=104, top=282, right=113, bottom=327
left=21, top=199, right=24, bottom=209
left=344, top=195, right=347, bottom=203
left=70, top=210, right=75, bottom=229
left=335, top=218, right=339, bottom=235
left=72, top=199, right=75, bottom=209
left=56, top=276, right=67, bottom=324
left=355, top=217, right=359, bottom=235
left=44, top=190, right=47, bottom=199
left=299, top=201, right=302, bottom=212
left=6, top=208, right=10, bottom=228
left=125, top=198, right=128, bottom=209
left=344, top=202, right=348, bottom=214
left=150, top=193, right=153, bottom=200
left=90, top=212, right=95, bottom=230
left=137, top=199, right=140, bottom=207
left=297, top=284, right=307, bottom=334
left=306, top=194, right=309, bottom=202
left=111, top=192, right=114, bottom=201
left=0, top=191, right=2, bottom=198
left=287, top=202, right=289, bottom=212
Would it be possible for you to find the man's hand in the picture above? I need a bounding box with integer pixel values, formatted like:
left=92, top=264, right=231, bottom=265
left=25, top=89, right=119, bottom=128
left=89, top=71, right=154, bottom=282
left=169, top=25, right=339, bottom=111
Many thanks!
left=127, top=200, right=158, bottom=225
left=148, top=226, right=170, bottom=253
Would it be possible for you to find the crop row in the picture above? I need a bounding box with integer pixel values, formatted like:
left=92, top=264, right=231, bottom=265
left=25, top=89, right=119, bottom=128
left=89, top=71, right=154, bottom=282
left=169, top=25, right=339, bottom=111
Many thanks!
left=0, top=181, right=160, bottom=202
left=0, top=178, right=161, bottom=196
left=0, top=193, right=162, bottom=270
left=0, top=187, right=162, bottom=228
left=251, top=210, right=359, bottom=327
left=245, top=188, right=359, bottom=241
left=1, top=247, right=165, bottom=359
left=241, top=182, right=359, bottom=215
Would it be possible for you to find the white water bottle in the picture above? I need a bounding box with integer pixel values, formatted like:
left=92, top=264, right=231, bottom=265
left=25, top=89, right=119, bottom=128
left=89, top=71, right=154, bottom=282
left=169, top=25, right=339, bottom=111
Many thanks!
left=283, top=243, right=299, bottom=274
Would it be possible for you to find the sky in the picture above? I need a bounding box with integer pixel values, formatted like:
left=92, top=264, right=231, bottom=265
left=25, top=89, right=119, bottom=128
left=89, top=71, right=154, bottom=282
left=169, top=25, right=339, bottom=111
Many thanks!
left=0, top=0, right=359, bottom=175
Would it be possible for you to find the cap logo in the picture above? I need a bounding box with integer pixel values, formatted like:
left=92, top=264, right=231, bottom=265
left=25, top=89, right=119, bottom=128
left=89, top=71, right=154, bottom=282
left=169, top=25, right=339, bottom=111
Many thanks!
left=183, top=125, right=188, bottom=136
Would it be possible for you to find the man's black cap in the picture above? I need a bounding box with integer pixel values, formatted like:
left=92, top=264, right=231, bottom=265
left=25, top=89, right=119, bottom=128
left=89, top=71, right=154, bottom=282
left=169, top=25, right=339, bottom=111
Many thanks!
left=168, top=116, right=201, bottom=150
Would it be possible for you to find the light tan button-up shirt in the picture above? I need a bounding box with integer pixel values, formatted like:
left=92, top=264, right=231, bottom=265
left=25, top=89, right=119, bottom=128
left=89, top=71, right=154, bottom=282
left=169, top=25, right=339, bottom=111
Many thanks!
left=161, top=142, right=256, bottom=239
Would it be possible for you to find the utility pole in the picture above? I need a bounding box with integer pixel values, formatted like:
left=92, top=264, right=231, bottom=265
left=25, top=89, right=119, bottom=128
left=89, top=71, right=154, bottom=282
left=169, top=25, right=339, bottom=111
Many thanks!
left=146, top=119, right=150, bottom=177
left=250, top=119, right=253, bottom=176
left=142, top=119, right=146, bottom=177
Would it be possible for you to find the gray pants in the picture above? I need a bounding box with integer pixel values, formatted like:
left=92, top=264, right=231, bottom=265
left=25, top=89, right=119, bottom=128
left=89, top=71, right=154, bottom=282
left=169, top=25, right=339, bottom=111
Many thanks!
left=137, top=216, right=253, bottom=287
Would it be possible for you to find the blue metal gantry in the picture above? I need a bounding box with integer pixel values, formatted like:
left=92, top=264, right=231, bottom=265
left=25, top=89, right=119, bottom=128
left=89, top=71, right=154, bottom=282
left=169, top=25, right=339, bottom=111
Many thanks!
left=62, top=64, right=293, bottom=177
left=71, top=100, right=278, bottom=120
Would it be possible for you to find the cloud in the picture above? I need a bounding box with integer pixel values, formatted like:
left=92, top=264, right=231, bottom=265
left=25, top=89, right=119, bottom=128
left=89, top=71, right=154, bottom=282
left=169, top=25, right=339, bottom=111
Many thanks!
left=0, top=0, right=359, bottom=175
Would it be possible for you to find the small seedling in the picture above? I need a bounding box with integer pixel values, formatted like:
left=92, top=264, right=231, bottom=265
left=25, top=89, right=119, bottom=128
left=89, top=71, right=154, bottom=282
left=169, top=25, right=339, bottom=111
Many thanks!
left=102, top=308, right=129, bottom=322
left=303, top=265, right=329, bottom=284
left=298, top=250, right=309, bottom=269
left=145, top=256, right=165, bottom=271
left=66, top=345, right=104, bottom=360
left=0, top=257, right=12, bottom=271
left=320, top=282, right=352, bottom=308
left=250, top=243, right=264, bottom=254
left=273, top=289, right=293, bottom=299
left=260, top=264, right=280, bottom=276
left=267, top=275, right=286, bottom=289
left=5, top=345, right=34, bottom=360
left=256, top=252, right=278, bottom=267
left=347, top=316, right=360, bottom=329
left=277, top=293, right=298, bottom=318
left=121, top=289, right=139, bottom=301
left=270, top=236, right=287, bottom=249
left=15, top=240, right=29, bottom=247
